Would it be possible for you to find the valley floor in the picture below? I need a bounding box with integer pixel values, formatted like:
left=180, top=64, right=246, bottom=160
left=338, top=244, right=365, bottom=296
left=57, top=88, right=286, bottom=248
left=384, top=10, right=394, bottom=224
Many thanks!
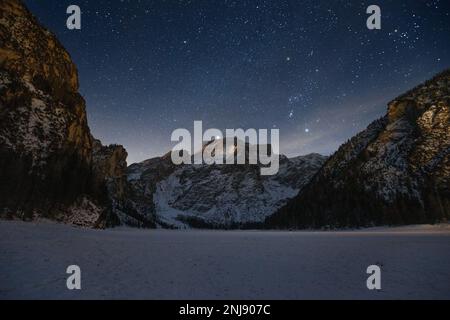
left=0, top=221, right=449, bottom=300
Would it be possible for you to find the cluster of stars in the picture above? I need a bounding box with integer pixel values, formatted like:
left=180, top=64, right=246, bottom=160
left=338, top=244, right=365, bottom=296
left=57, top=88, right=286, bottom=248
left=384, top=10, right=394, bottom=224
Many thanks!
left=23, top=0, right=450, bottom=163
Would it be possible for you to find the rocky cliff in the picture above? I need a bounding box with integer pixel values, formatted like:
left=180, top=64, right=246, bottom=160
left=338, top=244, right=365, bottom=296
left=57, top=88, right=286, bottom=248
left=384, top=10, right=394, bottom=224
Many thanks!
left=0, top=0, right=131, bottom=227
left=267, top=70, right=450, bottom=229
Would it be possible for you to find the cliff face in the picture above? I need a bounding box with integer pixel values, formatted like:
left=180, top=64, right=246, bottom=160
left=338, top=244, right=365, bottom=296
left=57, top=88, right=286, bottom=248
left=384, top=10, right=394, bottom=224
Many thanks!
left=92, top=140, right=156, bottom=228
left=268, top=70, right=450, bottom=229
left=0, top=0, right=130, bottom=227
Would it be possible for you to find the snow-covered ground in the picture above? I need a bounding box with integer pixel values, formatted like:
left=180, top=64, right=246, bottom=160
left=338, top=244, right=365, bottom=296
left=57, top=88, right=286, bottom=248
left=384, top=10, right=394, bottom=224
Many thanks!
left=1, top=221, right=449, bottom=300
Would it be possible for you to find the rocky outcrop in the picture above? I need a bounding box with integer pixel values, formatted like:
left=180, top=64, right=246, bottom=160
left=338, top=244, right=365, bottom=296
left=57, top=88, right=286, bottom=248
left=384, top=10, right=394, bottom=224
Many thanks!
left=0, top=0, right=131, bottom=227
left=267, top=70, right=450, bottom=229
left=93, top=140, right=156, bottom=228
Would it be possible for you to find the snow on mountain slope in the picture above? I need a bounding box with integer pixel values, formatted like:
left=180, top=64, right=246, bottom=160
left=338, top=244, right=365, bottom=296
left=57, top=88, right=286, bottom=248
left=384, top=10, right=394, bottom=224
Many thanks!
left=127, top=151, right=327, bottom=228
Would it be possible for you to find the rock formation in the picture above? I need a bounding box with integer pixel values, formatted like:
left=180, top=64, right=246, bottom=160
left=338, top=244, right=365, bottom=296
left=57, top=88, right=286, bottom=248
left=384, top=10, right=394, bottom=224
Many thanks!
left=0, top=0, right=131, bottom=227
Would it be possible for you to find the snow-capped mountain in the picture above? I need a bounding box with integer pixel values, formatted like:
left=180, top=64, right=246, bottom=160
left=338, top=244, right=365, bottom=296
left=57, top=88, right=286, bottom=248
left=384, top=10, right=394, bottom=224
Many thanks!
left=268, top=70, right=450, bottom=229
left=127, top=145, right=327, bottom=228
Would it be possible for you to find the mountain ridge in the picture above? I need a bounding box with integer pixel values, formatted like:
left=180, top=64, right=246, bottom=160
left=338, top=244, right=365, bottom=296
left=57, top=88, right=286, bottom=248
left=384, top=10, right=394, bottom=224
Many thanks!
left=127, top=149, right=327, bottom=228
left=267, top=69, right=450, bottom=229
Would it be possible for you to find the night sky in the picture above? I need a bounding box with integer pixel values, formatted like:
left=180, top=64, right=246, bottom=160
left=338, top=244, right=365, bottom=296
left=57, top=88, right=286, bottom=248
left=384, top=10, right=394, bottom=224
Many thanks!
left=24, top=0, right=450, bottom=164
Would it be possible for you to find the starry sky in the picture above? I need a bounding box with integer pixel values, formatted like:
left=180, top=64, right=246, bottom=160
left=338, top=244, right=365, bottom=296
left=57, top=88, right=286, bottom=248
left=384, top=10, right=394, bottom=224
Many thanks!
left=24, top=0, right=450, bottom=164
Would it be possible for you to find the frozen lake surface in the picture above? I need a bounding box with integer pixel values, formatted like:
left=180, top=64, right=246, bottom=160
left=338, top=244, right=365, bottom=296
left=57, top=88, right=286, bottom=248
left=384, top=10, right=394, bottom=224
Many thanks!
left=1, top=221, right=449, bottom=300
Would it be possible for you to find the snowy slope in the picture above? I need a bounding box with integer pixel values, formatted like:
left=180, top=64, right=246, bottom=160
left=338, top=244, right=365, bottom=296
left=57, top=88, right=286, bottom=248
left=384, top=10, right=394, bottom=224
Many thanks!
left=127, top=152, right=327, bottom=228
left=1, top=221, right=449, bottom=300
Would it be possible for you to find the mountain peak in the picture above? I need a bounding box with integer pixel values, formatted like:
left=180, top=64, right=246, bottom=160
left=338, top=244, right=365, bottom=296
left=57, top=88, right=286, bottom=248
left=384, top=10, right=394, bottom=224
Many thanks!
left=387, top=69, right=450, bottom=123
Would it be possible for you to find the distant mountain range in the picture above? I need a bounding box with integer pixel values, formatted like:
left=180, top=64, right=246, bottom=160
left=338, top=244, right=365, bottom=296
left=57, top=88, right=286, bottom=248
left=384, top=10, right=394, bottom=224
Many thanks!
left=0, top=0, right=448, bottom=229
left=127, top=144, right=326, bottom=228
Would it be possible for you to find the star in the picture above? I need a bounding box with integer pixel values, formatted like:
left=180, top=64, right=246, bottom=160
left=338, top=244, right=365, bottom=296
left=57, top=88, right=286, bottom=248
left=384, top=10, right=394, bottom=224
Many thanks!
left=288, top=110, right=294, bottom=119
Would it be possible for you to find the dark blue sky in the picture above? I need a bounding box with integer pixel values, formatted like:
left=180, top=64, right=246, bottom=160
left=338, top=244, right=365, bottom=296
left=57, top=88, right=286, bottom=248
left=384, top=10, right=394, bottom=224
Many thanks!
left=24, top=0, right=450, bottom=164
